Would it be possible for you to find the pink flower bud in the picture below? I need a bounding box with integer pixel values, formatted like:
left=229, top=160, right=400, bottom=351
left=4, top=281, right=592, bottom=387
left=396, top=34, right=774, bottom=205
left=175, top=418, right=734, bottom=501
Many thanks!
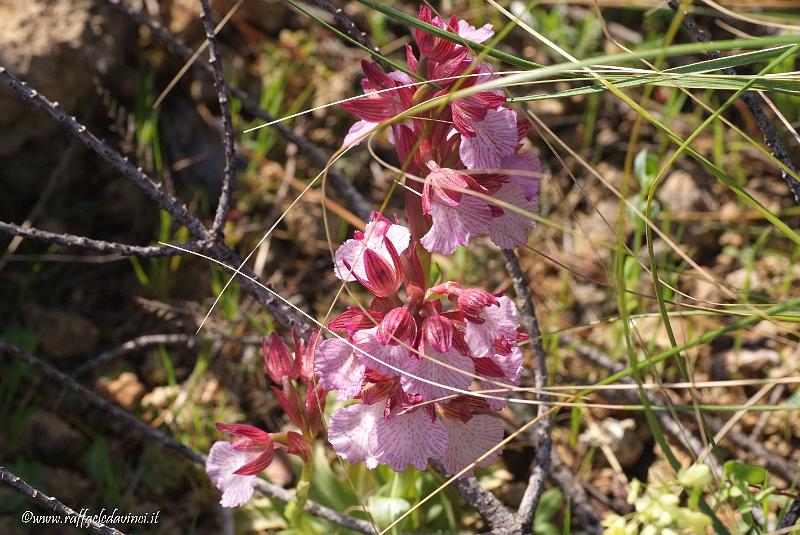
left=328, top=307, right=383, bottom=335
left=271, top=383, right=304, bottom=429
left=402, top=243, right=427, bottom=290
left=293, top=329, right=319, bottom=383
left=423, top=314, right=454, bottom=352
left=414, top=7, right=458, bottom=63
left=305, top=382, right=327, bottom=437
left=364, top=249, right=402, bottom=297
left=263, top=333, right=295, bottom=383
left=377, top=307, right=417, bottom=346
left=286, top=431, right=312, bottom=464
left=457, top=288, right=499, bottom=323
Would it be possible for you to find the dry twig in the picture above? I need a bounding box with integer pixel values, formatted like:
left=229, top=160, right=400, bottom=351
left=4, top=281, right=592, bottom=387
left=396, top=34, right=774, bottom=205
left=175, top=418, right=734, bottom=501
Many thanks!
left=0, top=341, right=377, bottom=534
left=502, top=250, right=554, bottom=533
left=198, top=0, right=237, bottom=244
left=0, top=466, right=126, bottom=535
left=102, top=0, right=372, bottom=221
left=667, top=0, right=800, bottom=202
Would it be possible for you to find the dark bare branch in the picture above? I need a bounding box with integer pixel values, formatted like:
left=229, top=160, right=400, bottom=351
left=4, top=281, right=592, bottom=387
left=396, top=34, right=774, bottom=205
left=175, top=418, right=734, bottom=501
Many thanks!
left=102, top=0, right=372, bottom=221
left=667, top=0, right=800, bottom=203
left=502, top=250, right=553, bottom=532
left=0, top=66, right=208, bottom=238
left=429, top=460, right=517, bottom=534
left=0, top=466, right=126, bottom=535
left=548, top=451, right=604, bottom=535
left=0, top=221, right=202, bottom=258
left=198, top=0, right=237, bottom=244
left=0, top=63, right=312, bottom=335
left=302, top=0, right=392, bottom=72
left=778, top=496, right=800, bottom=531
left=71, top=333, right=262, bottom=377
left=0, top=340, right=376, bottom=534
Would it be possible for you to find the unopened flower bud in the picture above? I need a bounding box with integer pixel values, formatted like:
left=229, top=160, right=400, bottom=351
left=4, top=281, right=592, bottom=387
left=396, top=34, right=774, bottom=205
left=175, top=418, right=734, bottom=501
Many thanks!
left=377, top=307, right=417, bottom=346
left=414, top=7, right=458, bottom=63
left=457, top=288, right=499, bottom=323
left=272, top=383, right=304, bottom=429
left=293, top=329, right=319, bottom=383
left=304, top=382, right=327, bottom=437
left=286, top=431, right=312, bottom=463
left=263, top=333, right=295, bottom=383
left=423, top=314, right=454, bottom=352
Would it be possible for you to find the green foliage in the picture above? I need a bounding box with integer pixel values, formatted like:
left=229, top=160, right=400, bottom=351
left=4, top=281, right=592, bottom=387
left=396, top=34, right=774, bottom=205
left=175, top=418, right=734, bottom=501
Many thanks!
left=534, top=488, right=564, bottom=535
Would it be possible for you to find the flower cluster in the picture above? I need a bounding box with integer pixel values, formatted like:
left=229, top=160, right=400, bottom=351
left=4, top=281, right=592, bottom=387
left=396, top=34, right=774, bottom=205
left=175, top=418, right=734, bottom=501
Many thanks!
left=342, top=6, right=541, bottom=254
left=205, top=5, right=540, bottom=508
left=205, top=332, right=326, bottom=507
left=315, top=212, right=527, bottom=475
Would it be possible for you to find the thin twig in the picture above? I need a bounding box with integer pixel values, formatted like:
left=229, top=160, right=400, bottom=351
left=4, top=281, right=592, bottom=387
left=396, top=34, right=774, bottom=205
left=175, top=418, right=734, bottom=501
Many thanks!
left=0, top=466, right=126, bottom=535
left=0, top=66, right=208, bottom=238
left=502, top=250, right=553, bottom=532
left=71, top=333, right=262, bottom=377
left=0, top=221, right=201, bottom=258
left=302, top=0, right=392, bottom=72
left=198, top=0, right=237, bottom=245
left=429, top=460, right=517, bottom=534
left=0, top=341, right=376, bottom=535
left=667, top=0, right=800, bottom=202
left=778, top=496, right=800, bottom=530
left=102, top=0, right=372, bottom=221
left=0, top=64, right=312, bottom=335
left=548, top=451, right=604, bottom=535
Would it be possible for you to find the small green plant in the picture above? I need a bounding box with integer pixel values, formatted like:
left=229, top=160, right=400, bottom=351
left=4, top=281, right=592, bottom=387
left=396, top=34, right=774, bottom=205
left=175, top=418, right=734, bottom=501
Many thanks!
left=603, top=461, right=783, bottom=534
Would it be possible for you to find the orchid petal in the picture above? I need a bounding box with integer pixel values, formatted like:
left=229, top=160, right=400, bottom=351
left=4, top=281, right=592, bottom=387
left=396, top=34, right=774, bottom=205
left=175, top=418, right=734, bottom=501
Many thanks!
left=328, top=402, right=383, bottom=469
left=439, top=415, right=503, bottom=476
left=314, top=338, right=365, bottom=401
left=400, top=342, right=474, bottom=401
left=465, top=295, right=519, bottom=357
left=459, top=108, right=518, bottom=170
left=374, top=409, right=448, bottom=471
left=206, top=441, right=259, bottom=508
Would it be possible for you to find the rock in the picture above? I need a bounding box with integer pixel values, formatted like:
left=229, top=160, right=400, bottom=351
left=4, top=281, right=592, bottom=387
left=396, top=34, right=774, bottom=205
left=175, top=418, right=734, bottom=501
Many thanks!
left=97, top=372, right=145, bottom=409
left=657, top=170, right=702, bottom=212
left=141, top=385, right=180, bottom=410
left=22, top=304, right=99, bottom=362
left=722, top=348, right=781, bottom=375
left=24, top=410, right=86, bottom=466
left=578, top=417, right=644, bottom=468
left=0, top=0, right=130, bottom=155
left=566, top=199, right=618, bottom=261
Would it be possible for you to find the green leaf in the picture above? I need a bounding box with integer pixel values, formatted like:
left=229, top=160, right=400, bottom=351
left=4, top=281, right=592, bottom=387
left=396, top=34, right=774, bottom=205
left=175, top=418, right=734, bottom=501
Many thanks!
left=724, top=460, right=767, bottom=485
left=536, top=488, right=564, bottom=520
left=368, top=496, right=411, bottom=529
